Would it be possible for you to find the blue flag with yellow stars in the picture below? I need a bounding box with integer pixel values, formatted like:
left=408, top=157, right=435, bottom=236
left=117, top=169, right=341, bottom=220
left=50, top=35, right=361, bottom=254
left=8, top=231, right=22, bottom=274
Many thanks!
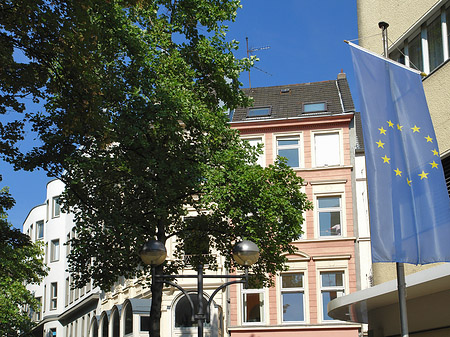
left=349, top=42, right=450, bottom=264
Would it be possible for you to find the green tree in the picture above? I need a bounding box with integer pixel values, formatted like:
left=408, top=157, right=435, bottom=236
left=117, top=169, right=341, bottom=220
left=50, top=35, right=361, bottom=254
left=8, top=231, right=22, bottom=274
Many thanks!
left=0, top=187, right=47, bottom=336
left=0, top=1, right=312, bottom=335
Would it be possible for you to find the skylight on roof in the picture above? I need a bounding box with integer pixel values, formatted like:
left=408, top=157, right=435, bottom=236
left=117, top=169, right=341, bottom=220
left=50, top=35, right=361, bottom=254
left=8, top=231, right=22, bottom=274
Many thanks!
left=303, top=102, right=327, bottom=113
left=247, top=107, right=271, bottom=117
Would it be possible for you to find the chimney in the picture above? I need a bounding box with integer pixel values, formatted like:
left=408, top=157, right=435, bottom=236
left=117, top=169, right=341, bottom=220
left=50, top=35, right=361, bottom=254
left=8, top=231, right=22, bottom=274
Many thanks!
left=337, top=69, right=346, bottom=79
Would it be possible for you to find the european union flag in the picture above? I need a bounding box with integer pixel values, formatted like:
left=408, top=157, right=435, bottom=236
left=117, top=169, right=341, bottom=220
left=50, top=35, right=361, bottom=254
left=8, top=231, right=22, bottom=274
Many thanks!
left=349, top=42, right=450, bottom=264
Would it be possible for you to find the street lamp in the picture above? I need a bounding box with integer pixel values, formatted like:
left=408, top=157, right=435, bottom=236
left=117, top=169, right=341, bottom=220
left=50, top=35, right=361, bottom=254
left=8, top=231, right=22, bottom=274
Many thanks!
left=139, top=239, right=259, bottom=337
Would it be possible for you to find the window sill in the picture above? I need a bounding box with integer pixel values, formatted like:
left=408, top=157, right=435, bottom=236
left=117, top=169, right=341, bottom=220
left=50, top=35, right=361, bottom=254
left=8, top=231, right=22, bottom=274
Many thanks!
left=298, top=236, right=356, bottom=243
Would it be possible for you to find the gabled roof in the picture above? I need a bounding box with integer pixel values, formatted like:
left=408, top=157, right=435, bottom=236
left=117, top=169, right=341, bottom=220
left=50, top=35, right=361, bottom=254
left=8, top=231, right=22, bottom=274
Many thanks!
left=231, top=73, right=355, bottom=122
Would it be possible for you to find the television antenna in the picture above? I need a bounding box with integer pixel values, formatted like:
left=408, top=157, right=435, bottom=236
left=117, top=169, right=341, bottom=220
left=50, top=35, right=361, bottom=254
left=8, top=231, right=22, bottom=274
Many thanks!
left=246, top=37, right=271, bottom=88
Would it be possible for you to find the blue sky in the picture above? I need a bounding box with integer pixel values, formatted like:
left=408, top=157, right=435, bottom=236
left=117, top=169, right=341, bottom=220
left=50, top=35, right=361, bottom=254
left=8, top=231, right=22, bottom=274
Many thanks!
left=2, top=0, right=359, bottom=229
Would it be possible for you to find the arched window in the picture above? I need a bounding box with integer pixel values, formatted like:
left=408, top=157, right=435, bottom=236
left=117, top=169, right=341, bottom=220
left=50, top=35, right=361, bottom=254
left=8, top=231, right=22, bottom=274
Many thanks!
left=124, top=303, right=133, bottom=335
left=90, top=319, right=98, bottom=337
left=101, top=316, right=108, bottom=337
left=111, top=310, right=119, bottom=337
left=175, top=294, right=208, bottom=328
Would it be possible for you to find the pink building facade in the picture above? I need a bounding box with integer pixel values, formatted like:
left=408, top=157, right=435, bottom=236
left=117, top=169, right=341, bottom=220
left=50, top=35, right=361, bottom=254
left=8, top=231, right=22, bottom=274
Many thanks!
left=228, top=73, right=362, bottom=337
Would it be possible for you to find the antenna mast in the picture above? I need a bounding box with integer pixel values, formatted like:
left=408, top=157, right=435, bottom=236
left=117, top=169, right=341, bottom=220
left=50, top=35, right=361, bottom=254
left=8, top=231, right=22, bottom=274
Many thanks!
left=246, top=37, right=271, bottom=88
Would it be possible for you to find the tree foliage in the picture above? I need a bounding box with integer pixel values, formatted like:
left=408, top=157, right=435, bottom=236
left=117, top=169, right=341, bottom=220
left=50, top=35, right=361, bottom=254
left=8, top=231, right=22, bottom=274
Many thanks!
left=1, top=1, right=312, bottom=335
left=0, top=187, right=47, bottom=336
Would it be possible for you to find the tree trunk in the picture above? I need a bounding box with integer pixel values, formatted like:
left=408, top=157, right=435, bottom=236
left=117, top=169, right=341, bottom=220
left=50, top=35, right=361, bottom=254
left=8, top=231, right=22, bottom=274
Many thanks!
left=149, top=263, right=164, bottom=337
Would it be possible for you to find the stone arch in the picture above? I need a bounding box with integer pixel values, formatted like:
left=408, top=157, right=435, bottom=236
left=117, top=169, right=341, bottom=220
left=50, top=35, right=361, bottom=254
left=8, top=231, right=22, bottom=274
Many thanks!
left=282, top=251, right=311, bottom=262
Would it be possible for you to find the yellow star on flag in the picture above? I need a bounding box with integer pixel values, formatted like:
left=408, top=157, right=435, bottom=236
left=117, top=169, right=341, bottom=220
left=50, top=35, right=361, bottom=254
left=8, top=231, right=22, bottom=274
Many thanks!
left=379, top=127, right=387, bottom=135
left=430, top=161, right=439, bottom=168
left=411, top=125, right=420, bottom=133
left=382, top=155, right=390, bottom=164
left=425, top=135, right=433, bottom=143
left=418, top=171, right=429, bottom=180
left=432, top=149, right=439, bottom=156
left=397, top=124, right=403, bottom=131
left=394, top=168, right=402, bottom=176
left=376, top=140, right=385, bottom=148
left=387, top=120, right=394, bottom=128
left=407, top=178, right=412, bottom=186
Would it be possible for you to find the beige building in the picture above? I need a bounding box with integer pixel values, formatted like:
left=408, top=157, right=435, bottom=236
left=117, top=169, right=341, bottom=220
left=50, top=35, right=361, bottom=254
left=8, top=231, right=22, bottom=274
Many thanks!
left=328, top=1, right=450, bottom=336
left=358, top=0, right=450, bottom=216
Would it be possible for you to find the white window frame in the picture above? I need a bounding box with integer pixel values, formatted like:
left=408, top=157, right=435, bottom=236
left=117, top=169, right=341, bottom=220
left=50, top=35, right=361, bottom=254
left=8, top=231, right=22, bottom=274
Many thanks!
left=280, top=273, right=305, bottom=323
left=312, top=130, right=343, bottom=168
left=241, top=286, right=265, bottom=325
left=36, top=220, right=44, bottom=240
left=241, top=135, right=265, bottom=167
left=275, top=133, right=303, bottom=169
left=50, top=239, right=60, bottom=262
left=52, top=196, right=61, bottom=218
left=316, top=195, right=343, bottom=238
left=319, top=271, right=345, bottom=322
left=50, top=282, right=58, bottom=310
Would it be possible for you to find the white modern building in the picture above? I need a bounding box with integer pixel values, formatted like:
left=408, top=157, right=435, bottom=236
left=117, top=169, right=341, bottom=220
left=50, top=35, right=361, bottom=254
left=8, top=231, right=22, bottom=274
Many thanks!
left=24, top=179, right=100, bottom=337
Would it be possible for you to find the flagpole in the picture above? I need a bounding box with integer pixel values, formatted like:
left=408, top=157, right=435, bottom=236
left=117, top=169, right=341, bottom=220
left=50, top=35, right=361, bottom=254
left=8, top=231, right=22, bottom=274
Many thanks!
left=379, top=20, right=410, bottom=337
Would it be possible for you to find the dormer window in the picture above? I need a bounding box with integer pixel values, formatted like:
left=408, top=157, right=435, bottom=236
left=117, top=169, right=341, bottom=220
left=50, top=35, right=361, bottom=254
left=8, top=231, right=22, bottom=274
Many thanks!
left=303, top=102, right=327, bottom=113
left=247, top=107, right=271, bottom=118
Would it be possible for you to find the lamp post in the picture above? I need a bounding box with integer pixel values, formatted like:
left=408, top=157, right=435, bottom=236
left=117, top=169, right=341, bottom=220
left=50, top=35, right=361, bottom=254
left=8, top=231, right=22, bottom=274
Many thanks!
left=139, top=239, right=259, bottom=337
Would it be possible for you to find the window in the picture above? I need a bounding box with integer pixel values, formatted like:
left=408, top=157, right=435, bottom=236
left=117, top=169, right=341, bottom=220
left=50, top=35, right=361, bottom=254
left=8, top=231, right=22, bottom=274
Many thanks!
left=140, top=316, right=150, bottom=332
left=50, top=328, right=56, bottom=337
left=124, top=303, right=133, bottom=335
left=30, top=224, right=33, bottom=240
left=70, top=277, right=74, bottom=303
left=50, top=282, right=58, bottom=310
left=314, top=132, right=340, bottom=167
left=277, top=135, right=301, bottom=168
left=390, top=6, right=450, bottom=73
left=91, top=319, right=99, bottom=337
left=101, top=316, right=109, bottom=337
left=65, top=277, right=70, bottom=306
left=243, top=137, right=264, bottom=166
left=408, top=33, right=423, bottom=71
left=53, top=196, right=61, bottom=218
left=35, top=297, right=42, bottom=321
left=321, top=271, right=345, bottom=321
left=303, top=102, right=327, bottom=113
left=242, top=287, right=264, bottom=324
left=66, top=233, right=71, bottom=255
left=247, top=107, right=271, bottom=117
left=36, top=220, right=44, bottom=240
left=43, top=285, right=46, bottom=313
left=318, top=196, right=342, bottom=237
left=50, top=239, right=60, bottom=262
left=281, top=274, right=304, bottom=322
left=428, top=15, right=444, bottom=70
left=112, top=310, right=119, bottom=337
left=447, top=7, right=450, bottom=57
left=443, top=155, right=450, bottom=195
left=174, top=294, right=209, bottom=328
